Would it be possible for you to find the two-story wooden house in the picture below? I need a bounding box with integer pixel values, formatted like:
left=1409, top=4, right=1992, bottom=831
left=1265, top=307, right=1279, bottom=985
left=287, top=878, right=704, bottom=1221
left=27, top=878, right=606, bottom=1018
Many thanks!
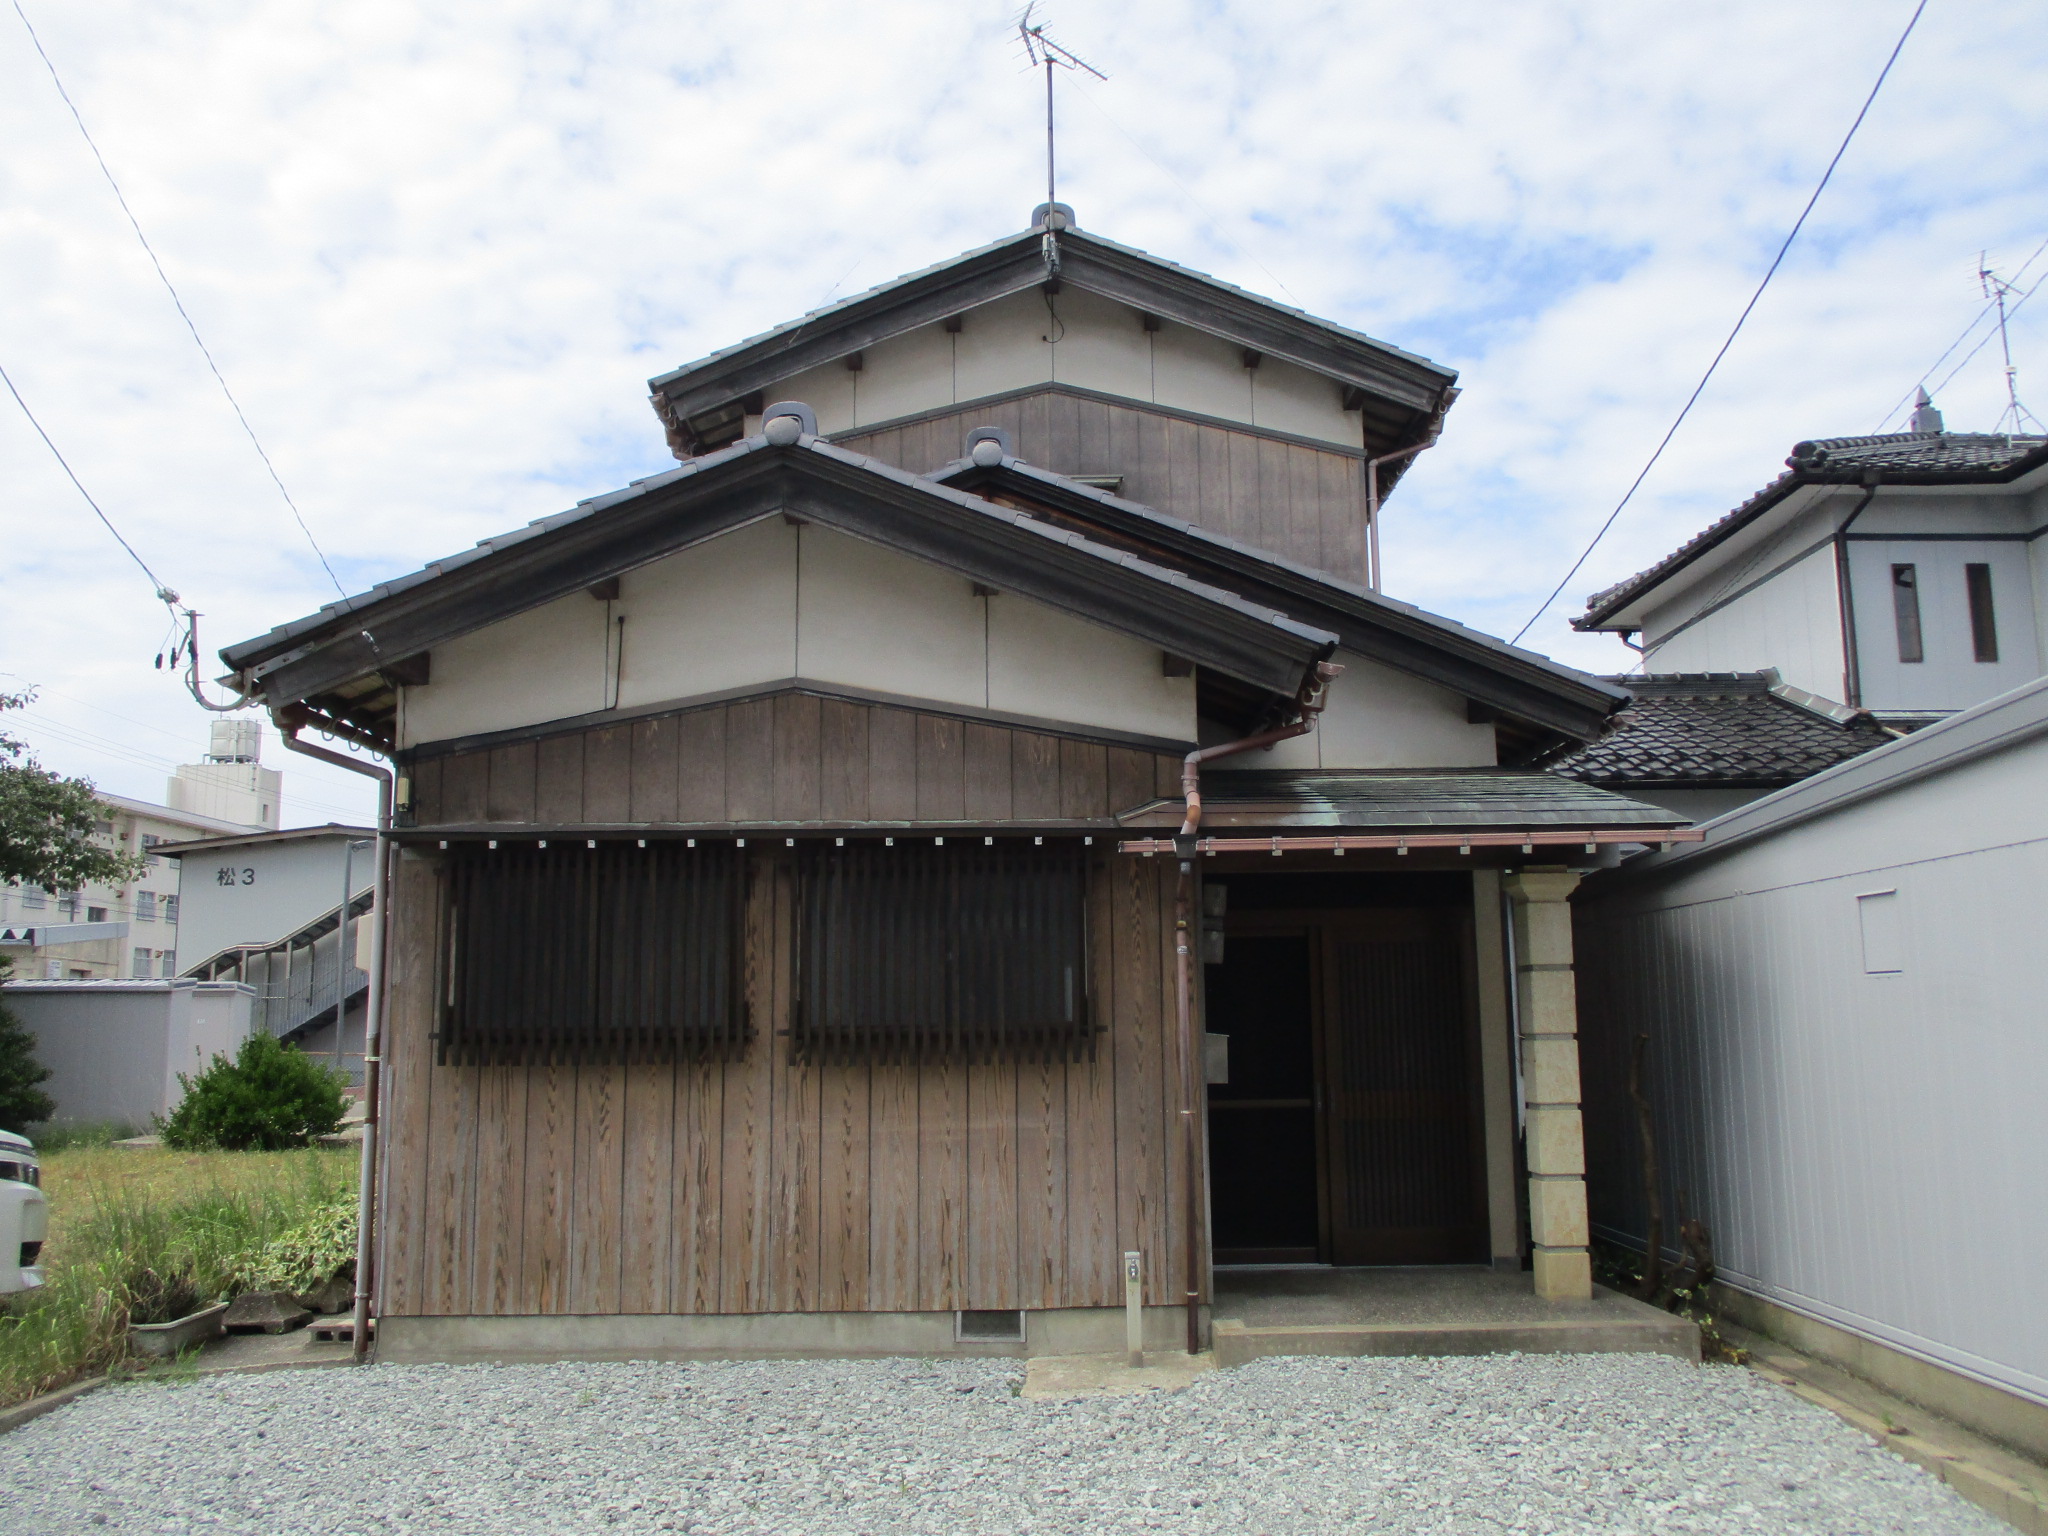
left=220, top=209, right=1688, bottom=1361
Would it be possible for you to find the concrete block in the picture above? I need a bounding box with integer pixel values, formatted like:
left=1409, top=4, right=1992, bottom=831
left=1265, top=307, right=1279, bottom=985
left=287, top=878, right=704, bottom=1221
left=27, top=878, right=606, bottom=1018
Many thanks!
left=1525, top=1107, right=1585, bottom=1176
left=223, top=1290, right=312, bottom=1336
left=1517, top=970, right=1580, bottom=1038
left=1504, top=869, right=1581, bottom=907
left=1532, top=1247, right=1593, bottom=1301
left=1528, top=1176, right=1588, bottom=1249
left=1521, top=1037, right=1582, bottom=1104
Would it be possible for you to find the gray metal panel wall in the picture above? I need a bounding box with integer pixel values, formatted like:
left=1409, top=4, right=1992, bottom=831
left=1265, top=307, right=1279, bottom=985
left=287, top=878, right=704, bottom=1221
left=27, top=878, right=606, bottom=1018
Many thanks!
left=1576, top=732, right=2048, bottom=1406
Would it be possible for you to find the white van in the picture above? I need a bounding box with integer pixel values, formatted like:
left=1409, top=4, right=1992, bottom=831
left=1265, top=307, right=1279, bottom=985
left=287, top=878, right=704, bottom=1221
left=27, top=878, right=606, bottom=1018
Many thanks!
left=0, top=1130, right=47, bottom=1294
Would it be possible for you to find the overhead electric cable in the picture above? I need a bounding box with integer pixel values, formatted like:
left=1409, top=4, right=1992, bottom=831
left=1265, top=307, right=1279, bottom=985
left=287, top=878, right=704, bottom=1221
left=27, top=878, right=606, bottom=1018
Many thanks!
left=1870, top=232, right=2048, bottom=432
left=1, top=360, right=172, bottom=599
left=11, top=0, right=348, bottom=600
left=1926, top=265, right=2047, bottom=403
left=1511, top=0, right=1929, bottom=646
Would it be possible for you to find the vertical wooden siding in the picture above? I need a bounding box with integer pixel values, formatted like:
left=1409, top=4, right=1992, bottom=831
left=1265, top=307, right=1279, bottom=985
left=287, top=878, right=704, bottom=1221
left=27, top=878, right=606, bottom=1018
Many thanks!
left=834, top=389, right=1368, bottom=585
left=377, top=846, right=1195, bottom=1317
left=407, top=692, right=1181, bottom=830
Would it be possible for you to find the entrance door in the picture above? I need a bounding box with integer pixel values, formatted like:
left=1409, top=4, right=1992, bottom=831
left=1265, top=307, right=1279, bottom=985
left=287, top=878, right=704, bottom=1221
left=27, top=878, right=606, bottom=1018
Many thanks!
left=1206, top=933, right=1320, bottom=1264
left=1206, top=897, right=1487, bottom=1267
left=1320, top=910, right=1487, bottom=1265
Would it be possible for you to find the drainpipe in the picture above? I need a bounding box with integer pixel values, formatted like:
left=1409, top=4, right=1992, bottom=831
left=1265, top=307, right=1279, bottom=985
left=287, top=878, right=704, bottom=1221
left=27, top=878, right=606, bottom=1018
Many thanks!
left=277, top=718, right=392, bottom=1365
left=1172, top=661, right=1341, bottom=1355
left=1832, top=472, right=1882, bottom=707
left=1363, top=391, right=1454, bottom=591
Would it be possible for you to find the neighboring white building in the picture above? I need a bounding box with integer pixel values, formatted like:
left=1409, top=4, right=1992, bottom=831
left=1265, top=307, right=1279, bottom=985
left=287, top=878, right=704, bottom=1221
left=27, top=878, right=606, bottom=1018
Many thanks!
left=159, top=825, right=376, bottom=1086
left=0, top=794, right=255, bottom=983
left=166, top=719, right=282, bottom=828
left=1575, top=400, right=2047, bottom=728
left=0, top=979, right=256, bottom=1130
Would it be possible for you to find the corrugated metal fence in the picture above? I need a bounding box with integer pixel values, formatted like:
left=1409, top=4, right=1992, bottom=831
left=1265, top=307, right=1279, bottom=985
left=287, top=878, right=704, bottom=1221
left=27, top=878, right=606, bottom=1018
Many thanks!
left=1575, top=742, right=2048, bottom=1407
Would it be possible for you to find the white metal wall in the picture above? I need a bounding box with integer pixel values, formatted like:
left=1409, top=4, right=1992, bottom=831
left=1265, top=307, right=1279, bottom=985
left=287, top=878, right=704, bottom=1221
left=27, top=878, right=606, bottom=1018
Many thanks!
left=1576, top=728, right=2048, bottom=1406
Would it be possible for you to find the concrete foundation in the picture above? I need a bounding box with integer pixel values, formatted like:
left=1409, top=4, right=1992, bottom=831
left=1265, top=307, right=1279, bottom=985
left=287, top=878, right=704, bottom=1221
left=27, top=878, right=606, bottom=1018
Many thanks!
left=375, top=1305, right=1203, bottom=1364
left=1714, top=1283, right=2048, bottom=1466
left=1210, top=1266, right=1699, bottom=1366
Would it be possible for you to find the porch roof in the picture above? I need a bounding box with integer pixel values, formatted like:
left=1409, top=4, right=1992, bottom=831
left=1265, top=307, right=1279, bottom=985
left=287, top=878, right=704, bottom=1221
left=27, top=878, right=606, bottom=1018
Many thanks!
left=1114, top=769, right=1689, bottom=832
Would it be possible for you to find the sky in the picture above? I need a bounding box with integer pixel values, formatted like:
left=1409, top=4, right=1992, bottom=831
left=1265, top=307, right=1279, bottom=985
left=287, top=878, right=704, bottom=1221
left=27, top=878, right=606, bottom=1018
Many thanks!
left=3, top=0, right=2044, bottom=828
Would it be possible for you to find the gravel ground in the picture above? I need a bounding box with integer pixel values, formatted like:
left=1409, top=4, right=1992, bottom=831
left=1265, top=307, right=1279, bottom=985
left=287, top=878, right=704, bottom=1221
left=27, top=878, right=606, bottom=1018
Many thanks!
left=0, top=1354, right=2009, bottom=1535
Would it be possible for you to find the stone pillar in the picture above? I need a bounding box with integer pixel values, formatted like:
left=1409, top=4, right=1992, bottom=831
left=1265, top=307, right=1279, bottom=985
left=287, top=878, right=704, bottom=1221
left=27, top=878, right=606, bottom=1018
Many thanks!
left=1504, top=867, right=1590, bottom=1301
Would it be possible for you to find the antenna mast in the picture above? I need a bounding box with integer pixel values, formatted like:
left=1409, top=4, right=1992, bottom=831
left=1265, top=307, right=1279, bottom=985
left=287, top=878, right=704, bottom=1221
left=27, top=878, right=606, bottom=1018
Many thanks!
left=1018, top=6, right=1106, bottom=273
left=1979, top=254, right=2044, bottom=438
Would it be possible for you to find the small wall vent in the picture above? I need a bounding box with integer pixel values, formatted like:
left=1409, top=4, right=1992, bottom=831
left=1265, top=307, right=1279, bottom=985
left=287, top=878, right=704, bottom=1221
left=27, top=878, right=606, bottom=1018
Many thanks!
left=955, top=1309, right=1026, bottom=1343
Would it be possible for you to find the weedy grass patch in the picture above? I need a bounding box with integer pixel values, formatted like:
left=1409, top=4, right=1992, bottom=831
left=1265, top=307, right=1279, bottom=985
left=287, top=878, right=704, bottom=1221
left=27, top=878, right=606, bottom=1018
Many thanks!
left=0, top=1146, right=357, bottom=1406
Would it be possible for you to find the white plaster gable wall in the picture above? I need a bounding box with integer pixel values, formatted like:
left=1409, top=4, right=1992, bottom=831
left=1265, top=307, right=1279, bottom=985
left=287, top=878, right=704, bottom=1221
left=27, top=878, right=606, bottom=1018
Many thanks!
left=768, top=287, right=1361, bottom=450
left=398, top=517, right=1199, bottom=749
left=1216, top=648, right=1499, bottom=770
left=399, top=590, right=611, bottom=747
left=984, top=586, right=1193, bottom=741
left=792, top=524, right=987, bottom=706
left=615, top=516, right=799, bottom=706
left=1642, top=540, right=1846, bottom=702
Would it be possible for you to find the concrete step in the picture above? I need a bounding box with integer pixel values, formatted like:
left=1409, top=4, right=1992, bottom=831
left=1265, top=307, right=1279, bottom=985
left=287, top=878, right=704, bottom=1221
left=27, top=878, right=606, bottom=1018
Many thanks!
left=1213, top=1312, right=1699, bottom=1367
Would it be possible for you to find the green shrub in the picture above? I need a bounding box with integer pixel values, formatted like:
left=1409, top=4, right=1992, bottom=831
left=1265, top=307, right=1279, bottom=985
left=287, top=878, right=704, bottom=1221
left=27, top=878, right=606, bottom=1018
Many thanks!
left=234, top=1189, right=357, bottom=1293
left=158, top=1034, right=347, bottom=1151
left=0, top=997, right=56, bottom=1133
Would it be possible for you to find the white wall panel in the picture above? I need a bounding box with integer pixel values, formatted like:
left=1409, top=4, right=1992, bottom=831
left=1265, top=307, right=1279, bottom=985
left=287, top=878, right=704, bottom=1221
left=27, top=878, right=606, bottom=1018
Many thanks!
left=1252, top=355, right=1357, bottom=445
left=1577, top=733, right=2048, bottom=1405
left=615, top=517, right=798, bottom=708
left=986, top=591, right=1193, bottom=741
left=794, top=525, right=987, bottom=706
left=400, top=591, right=610, bottom=747
left=1224, top=649, right=1499, bottom=769
left=1643, top=538, right=1845, bottom=701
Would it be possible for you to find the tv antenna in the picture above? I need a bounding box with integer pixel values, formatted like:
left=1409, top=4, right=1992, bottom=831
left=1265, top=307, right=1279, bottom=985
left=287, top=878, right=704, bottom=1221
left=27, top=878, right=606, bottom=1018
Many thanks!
left=1979, top=254, right=2044, bottom=438
left=1018, top=5, right=1106, bottom=273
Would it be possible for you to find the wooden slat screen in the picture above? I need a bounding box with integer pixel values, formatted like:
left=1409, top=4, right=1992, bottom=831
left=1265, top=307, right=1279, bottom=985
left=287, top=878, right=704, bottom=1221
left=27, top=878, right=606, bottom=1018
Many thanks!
left=795, top=839, right=1091, bottom=1064
left=441, top=841, right=746, bottom=1065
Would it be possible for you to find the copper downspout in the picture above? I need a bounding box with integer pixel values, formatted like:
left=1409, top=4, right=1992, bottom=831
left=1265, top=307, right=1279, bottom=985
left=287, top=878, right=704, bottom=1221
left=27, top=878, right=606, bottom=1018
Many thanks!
left=1173, top=662, right=1341, bottom=1354
left=278, top=719, right=392, bottom=1364
left=1363, top=390, right=1455, bottom=590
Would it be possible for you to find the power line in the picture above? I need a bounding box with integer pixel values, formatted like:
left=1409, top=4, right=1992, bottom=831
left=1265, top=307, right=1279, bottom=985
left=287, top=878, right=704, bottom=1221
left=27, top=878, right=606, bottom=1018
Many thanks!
left=1928, top=263, right=2046, bottom=405
left=11, top=0, right=348, bottom=601
left=1870, top=232, right=2048, bottom=432
left=1512, top=0, right=1929, bottom=646
left=1, top=359, right=172, bottom=600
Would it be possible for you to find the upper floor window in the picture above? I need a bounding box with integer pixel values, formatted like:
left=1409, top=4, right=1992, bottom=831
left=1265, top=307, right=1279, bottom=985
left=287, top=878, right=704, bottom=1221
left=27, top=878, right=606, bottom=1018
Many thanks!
left=1891, top=564, right=1923, bottom=664
left=1965, top=563, right=1999, bottom=663
left=163, top=895, right=179, bottom=926
left=21, top=885, right=45, bottom=910
left=57, top=892, right=80, bottom=918
left=87, top=906, right=109, bottom=924
left=141, top=833, right=163, bottom=865
left=134, top=891, right=157, bottom=923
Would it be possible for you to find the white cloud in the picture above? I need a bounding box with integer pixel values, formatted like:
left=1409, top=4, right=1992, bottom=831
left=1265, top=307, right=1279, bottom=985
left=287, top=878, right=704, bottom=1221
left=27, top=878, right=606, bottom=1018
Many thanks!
left=2, top=0, right=2043, bottom=822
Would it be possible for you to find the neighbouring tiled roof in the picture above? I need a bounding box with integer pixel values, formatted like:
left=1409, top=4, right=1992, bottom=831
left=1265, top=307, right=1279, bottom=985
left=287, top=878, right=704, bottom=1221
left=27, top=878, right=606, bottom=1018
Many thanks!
left=1115, top=768, right=1688, bottom=830
left=1577, top=431, right=2048, bottom=630
left=1545, top=674, right=1894, bottom=788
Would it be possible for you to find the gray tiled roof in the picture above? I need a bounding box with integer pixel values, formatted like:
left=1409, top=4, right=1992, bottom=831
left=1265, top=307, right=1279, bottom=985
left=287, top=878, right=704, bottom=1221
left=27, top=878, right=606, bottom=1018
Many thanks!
left=1545, top=674, right=1893, bottom=788
left=1577, top=431, right=2048, bottom=629
left=1117, top=769, right=1687, bottom=830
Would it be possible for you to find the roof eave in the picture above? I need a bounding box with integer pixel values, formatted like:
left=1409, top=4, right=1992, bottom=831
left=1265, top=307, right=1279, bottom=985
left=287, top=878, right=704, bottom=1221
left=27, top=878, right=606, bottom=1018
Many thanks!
left=938, top=457, right=1627, bottom=739
left=648, top=227, right=1457, bottom=437
left=224, top=439, right=1337, bottom=719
